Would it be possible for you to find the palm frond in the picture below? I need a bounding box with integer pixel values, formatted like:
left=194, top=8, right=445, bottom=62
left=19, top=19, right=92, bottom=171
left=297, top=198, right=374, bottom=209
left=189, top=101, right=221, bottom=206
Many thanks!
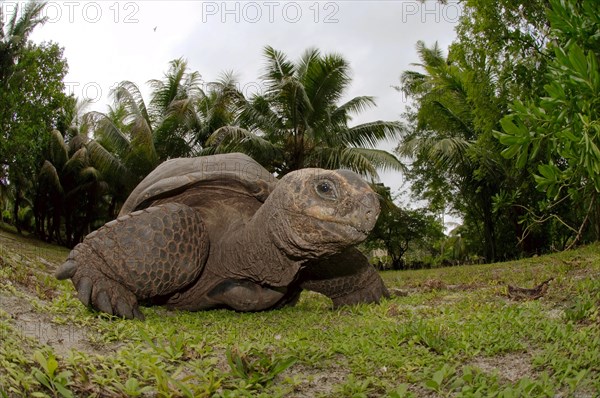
left=38, top=160, right=63, bottom=195
left=399, top=136, right=471, bottom=170
left=301, top=53, right=350, bottom=121
left=64, top=147, right=88, bottom=175
left=86, top=140, right=130, bottom=184
left=79, top=166, right=101, bottom=182
left=262, top=45, right=295, bottom=86
left=148, top=57, right=204, bottom=120
left=206, top=126, right=271, bottom=149
left=7, top=1, right=47, bottom=45
left=308, top=146, right=378, bottom=179
left=238, top=95, right=284, bottom=137
left=296, top=48, right=321, bottom=80
left=338, top=120, right=404, bottom=148
left=307, top=146, right=404, bottom=180
left=333, top=96, right=377, bottom=117
left=416, top=40, right=446, bottom=69
left=111, top=81, right=153, bottom=133
left=204, top=126, right=281, bottom=165
left=347, top=148, right=406, bottom=173
left=277, top=75, right=313, bottom=127
left=48, top=130, right=68, bottom=168
left=84, top=111, right=131, bottom=156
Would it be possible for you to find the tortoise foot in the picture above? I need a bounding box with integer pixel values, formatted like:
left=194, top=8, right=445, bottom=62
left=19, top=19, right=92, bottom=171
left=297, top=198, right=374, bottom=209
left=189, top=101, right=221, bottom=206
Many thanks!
left=73, top=267, right=144, bottom=320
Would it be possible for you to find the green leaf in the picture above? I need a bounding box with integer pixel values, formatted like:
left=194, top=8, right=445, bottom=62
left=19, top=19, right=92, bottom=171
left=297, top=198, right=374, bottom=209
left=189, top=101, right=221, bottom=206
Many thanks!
left=500, top=144, right=521, bottom=160
left=544, top=82, right=565, bottom=99
left=425, top=379, right=440, bottom=390
left=516, top=144, right=530, bottom=169
left=432, top=369, right=445, bottom=386
left=537, top=164, right=558, bottom=180
left=46, top=356, right=58, bottom=377
left=567, top=44, right=588, bottom=79
left=54, top=383, right=74, bottom=398
left=499, top=117, right=526, bottom=138
left=32, top=369, right=52, bottom=390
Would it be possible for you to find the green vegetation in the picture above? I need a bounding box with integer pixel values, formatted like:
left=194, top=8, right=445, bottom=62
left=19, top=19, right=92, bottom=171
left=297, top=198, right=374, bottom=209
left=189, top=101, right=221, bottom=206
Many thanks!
left=496, top=0, right=600, bottom=249
left=391, top=0, right=600, bottom=265
left=0, top=0, right=70, bottom=234
left=1, top=228, right=599, bottom=397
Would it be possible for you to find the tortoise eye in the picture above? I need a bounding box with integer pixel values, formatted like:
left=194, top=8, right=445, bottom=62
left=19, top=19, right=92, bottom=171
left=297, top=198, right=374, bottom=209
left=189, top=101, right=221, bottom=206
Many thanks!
left=315, top=180, right=338, bottom=200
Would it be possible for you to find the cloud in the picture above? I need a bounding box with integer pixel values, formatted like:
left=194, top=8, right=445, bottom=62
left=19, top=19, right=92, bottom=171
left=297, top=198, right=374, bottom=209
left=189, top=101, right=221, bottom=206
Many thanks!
left=26, top=0, right=459, bottom=192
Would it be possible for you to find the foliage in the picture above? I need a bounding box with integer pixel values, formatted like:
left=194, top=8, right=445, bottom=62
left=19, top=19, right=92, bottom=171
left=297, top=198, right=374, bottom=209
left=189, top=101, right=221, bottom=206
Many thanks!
left=396, top=0, right=600, bottom=260
left=0, top=1, right=69, bottom=234
left=31, top=351, right=74, bottom=397
left=365, top=184, right=444, bottom=269
left=1, top=228, right=600, bottom=396
left=206, top=46, right=403, bottom=178
left=226, top=346, right=297, bottom=390
left=85, top=58, right=206, bottom=186
left=496, top=0, right=600, bottom=248
left=397, top=40, right=509, bottom=262
left=35, top=124, right=110, bottom=247
left=450, top=0, right=551, bottom=105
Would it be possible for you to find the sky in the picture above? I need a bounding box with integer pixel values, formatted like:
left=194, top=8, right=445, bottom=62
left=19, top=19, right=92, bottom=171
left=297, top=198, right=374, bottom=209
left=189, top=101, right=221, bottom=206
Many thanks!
left=22, top=0, right=460, bottom=205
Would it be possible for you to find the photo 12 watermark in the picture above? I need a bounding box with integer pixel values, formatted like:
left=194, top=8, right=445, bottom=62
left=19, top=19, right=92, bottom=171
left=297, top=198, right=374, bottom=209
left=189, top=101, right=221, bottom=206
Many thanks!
left=0, top=319, right=84, bottom=346
left=200, top=1, right=340, bottom=24
left=64, top=79, right=267, bottom=104
left=1, top=1, right=140, bottom=24
left=64, top=81, right=106, bottom=103
left=401, top=0, right=461, bottom=23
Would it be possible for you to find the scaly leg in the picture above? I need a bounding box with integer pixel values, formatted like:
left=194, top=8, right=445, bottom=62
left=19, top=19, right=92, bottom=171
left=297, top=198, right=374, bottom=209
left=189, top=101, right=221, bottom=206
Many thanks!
left=56, top=203, right=210, bottom=319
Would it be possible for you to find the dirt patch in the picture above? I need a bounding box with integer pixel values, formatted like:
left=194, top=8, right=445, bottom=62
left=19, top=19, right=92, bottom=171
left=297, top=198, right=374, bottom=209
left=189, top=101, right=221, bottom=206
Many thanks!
left=470, top=352, right=535, bottom=383
left=0, top=292, right=99, bottom=357
left=285, top=362, right=350, bottom=397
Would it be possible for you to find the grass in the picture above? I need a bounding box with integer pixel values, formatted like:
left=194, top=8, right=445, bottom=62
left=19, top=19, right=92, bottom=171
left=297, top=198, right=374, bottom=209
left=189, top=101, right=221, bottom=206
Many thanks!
left=0, top=227, right=599, bottom=397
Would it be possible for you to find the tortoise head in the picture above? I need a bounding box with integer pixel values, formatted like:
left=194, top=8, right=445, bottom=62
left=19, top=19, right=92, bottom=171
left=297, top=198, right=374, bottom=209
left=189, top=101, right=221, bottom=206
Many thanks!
left=262, top=168, right=380, bottom=259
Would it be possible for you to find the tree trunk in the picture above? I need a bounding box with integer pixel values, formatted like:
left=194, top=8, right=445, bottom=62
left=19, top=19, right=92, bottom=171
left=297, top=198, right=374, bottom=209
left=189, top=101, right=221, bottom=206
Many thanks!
left=391, top=256, right=404, bottom=270
left=13, top=184, right=21, bottom=234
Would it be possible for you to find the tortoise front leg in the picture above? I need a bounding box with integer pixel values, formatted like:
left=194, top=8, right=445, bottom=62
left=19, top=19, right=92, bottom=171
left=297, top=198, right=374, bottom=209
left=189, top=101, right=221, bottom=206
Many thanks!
left=300, top=248, right=389, bottom=307
left=55, top=203, right=210, bottom=319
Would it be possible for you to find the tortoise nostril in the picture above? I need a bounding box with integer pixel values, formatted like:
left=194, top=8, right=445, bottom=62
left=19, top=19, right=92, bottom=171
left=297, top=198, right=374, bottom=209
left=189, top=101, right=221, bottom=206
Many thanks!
left=360, top=192, right=379, bottom=212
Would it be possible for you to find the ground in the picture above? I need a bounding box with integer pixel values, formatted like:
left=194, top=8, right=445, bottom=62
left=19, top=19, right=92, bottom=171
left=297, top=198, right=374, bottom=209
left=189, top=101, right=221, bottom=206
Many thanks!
left=0, top=226, right=599, bottom=397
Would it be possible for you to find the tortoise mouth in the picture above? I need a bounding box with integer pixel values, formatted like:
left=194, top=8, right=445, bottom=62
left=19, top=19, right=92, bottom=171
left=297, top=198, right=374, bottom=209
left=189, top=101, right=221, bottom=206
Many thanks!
left=337, top=220, right=371, bottom=237
left=344, top=224, right=374, bottom=243
left=304, top=213, right=374, bottom=243
left=303, top=204, right=378, bottom=237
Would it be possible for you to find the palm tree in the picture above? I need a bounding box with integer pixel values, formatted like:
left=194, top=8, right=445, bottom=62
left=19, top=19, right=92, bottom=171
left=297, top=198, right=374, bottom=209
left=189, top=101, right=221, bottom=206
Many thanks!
left=35, top=98, right=114, bottom=246
left=82, top=59, right=246, bottom=219
left=86, top=82, right=158, bottom=185
left=205, top=46, right=403, bottom=179
left=36, top=128, right=109, bottom=246
left=194, top=71, right=245, bottom=147
left=148, top=58, right=206, bottom=158
left=397, top=41, right=504, bottom=262
left=0, top=0, right=47, bottom=82
left=86, top=59, right=213, bottom=191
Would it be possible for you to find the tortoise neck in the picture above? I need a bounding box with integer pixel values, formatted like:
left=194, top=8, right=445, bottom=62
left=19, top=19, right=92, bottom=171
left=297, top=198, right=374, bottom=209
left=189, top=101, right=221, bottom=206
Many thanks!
left=220, top=209, right=303, bottom=287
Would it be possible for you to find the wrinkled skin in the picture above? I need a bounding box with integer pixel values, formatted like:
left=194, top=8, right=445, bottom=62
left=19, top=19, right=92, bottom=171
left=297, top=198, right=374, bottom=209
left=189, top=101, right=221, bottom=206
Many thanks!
left=56, top=154, right=389, bottom=319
